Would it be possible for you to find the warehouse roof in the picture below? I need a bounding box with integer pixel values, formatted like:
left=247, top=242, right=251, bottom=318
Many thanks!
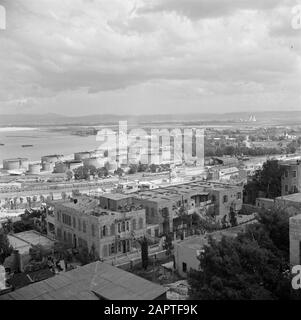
left=0, top=262, right=167, bottom=300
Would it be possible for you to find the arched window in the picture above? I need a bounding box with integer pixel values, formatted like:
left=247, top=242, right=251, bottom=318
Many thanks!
left=138, top=217, right=143, bottom=229
left=102, top=225, right=107, bottom=236
left=110, top=224, right=115, bottom=235
left=126, top=221, right=129, bottom=231
left=102, top=245, right=108, bottom=257
left=132, top=219, right=136, bottom=230
left=151, top=208, right=155, bottom=217
left=122, top=221, right=125, bottom=232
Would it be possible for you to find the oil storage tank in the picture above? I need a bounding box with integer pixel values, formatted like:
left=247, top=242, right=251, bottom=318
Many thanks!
left=74, top=152, right=91, bottom=161
left=28, top=163, right=41, bottom=174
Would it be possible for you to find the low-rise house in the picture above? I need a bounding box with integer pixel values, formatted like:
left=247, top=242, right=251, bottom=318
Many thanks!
left=6, top=231, right=55, bottom=272
left=133, top=180, right=242, bottom=235
left=174, top=223, right=254, bottom=277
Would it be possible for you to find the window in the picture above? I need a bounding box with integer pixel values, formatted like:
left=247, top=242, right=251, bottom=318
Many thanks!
left=63, top=231, right=67, bottom=242
left=285, top=171, right=288, bottom=178
left=110, top=224, right=115, bottom=235
left=151, top=208, right=155, bottom=217
left=182, top=262, right=187, bottom=273
left=118, top=223, right=121, bottom=233
left=78, top=219, right=81, bottom=232
left=145, top=207, right=149, bottom=216
left=102, top=225, right=106, bottom=236
left=223, top=195, right=228, bottom=203
left=73, top=217, right=76, bottom=228
left=122, top=221, right=125, bottom=232
left=110, top=243, right=115, bottom=255
left=91, top=224, right=95, bottom=237
left=83, top=221, right=86, bottom=233
left=237, top=192, right=242, bottom=200
left=126, top=221, right=129, bottom=231
left=57, top=211, right=61, bottom=222
left=56, top=227, right=62, bottom=239
left=132, top=219, right=136, bottom=230
left=293, top=171, right=297, bottom=178
left=285, top=185, right=288, bottom=192
left=139, top=217, right=143, bottom=229
left=62, top=214, right=71, bottom=226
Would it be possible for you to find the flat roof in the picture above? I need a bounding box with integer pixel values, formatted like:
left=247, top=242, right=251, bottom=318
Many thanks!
left=134, top=180, right=238, bottom=202
left=53, top=195, right=142, bottom=216
left=100, top=193, right=133, bottom=201
left=0, top=261, right=167, bottom=300
left=176, top=222, right=254, bottom=250
left=276, top=193, right=301, bottom=203
left=8, top=231, right=55, bottom=255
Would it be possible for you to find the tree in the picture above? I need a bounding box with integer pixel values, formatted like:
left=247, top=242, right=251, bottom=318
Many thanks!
left=66, top=170, right=73, bottom=180
left=163, top=233, right=174, bottom=256
left=243, top=159, right=284, bottom=204
left=188, top=207, right=290, bottom=300
left=0, top=231, right=13, bottom=264
left=96, top=167, right=109, bottom=178
left=128, top=164, right=138, bottom=175
left=138, top=236, right=149, bottom=270
left=74, top=165, right=97, bottom=180
left=114, top=167, right=124, bottom=177
left=229, top=207, right=238, bottom=227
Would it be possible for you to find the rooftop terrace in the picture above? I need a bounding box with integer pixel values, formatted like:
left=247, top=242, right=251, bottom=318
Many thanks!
left=134, top=180, right=239, bottom=202
left=276, top=193, right=301, bottom=203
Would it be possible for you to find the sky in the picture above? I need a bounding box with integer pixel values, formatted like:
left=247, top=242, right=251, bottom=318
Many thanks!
left=0, top=0, right=300, bottom=116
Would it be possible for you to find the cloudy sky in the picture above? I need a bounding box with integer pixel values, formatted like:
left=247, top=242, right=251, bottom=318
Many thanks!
left=0, top=0, right=300, bottom=115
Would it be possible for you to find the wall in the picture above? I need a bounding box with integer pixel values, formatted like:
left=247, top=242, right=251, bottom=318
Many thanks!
left=174, top=242, right=200, bottom=278
left=290, top=214, right=301, bottom=266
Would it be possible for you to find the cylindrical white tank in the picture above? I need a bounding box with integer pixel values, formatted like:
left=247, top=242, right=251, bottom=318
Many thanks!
left=42, top=162, right=53, bottom=172
left=3, top=158, right=29, bottom=171
left=68, top=160, right=83, bottom=171
left=74, top=152, right=91, bottom=161
left=3, top=159, right=20, bottom=170
left=28, top=163, right=41, bottom=174
left=41, top=155, right=63, bottom=164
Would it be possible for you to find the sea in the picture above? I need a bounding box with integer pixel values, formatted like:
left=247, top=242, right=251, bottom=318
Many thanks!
left=0, top=127, right=101, bottom=165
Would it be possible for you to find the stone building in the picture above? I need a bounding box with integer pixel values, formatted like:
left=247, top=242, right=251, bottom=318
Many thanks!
left=133, top=180, right=243, bottom=235
left=52, top=195, right=146, bottom=259
left=281, top=160, right=301, bottom=196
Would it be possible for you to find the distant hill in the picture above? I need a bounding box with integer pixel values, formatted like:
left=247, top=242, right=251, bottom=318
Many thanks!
left=0, top=111, right=301, bottom=126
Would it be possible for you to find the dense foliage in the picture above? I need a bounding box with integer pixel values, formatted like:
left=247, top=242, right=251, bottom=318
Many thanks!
left=244, top=159, right=284, bottom=204
left=188, top=208, right=291, bottom=300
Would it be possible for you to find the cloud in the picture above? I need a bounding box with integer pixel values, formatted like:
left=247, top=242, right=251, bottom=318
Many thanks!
left=0, top=0, right=299, bottom=115
left=137, top=0, right=294, bottom=20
